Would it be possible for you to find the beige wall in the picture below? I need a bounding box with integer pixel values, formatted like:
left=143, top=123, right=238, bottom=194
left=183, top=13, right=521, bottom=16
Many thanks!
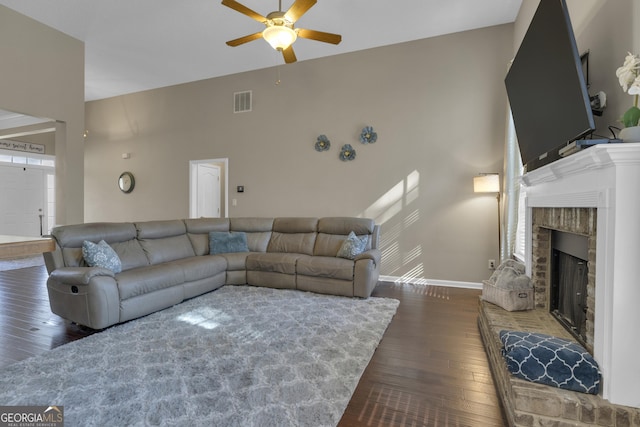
left=0, top=5, right=85, bottom=225
left=85, top=24, right=513, bottom=283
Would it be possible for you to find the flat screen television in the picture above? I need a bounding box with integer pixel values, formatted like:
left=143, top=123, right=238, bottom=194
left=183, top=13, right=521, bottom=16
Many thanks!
left=505, top=0, right=595, bottom=171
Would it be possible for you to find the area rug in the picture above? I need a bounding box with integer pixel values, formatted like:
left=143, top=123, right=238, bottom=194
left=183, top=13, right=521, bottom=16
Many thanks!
left=0, top=285, right=399, bottom=426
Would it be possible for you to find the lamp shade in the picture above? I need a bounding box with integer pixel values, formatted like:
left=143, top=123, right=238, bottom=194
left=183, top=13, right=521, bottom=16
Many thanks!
left=263, top=26, right=297, bottom=51
left=473, top=174, right=500, bottom=193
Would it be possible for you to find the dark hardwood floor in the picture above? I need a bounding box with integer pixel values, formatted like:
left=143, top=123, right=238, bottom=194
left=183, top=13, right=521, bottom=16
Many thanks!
left=0, top=265, right=96, bottom=368
left=339, top=283, right=507, bottom=426
left=0, top=265, right=506, bottom=426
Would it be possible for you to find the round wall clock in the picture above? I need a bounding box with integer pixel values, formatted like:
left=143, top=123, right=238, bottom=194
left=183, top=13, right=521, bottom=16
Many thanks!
left=118, top=171, right=135, bottom=193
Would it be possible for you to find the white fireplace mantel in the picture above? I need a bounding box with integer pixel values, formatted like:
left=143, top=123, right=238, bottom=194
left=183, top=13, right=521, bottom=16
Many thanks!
left=522, top=142, right=640, bottom=409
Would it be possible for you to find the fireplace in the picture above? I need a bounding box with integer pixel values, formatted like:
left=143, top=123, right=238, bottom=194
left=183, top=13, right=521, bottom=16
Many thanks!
left=521, top=143, right=640, bottom=409
left=531, top=215, right=594, bottom=352
left=551, top=230, right=589, bottom=347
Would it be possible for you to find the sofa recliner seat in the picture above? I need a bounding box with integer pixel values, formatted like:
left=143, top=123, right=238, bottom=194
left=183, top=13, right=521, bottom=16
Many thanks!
left=44, top=216, right=381, bottom=329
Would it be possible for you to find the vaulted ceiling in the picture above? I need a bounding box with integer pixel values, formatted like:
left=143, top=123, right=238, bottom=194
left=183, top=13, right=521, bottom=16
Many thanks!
left=0, top=0, right=522, bottom=102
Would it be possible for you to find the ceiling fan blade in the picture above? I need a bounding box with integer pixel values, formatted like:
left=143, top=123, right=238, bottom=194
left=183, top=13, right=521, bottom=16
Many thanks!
left=221, top=0, right=266, bottom=23
left=282, top=46, right=297, bottom=64
left=226, top=32, right=263, bottom=47
left=296, top=28, right=342, bottom=45
left=284, top=0, right=317, bottom=23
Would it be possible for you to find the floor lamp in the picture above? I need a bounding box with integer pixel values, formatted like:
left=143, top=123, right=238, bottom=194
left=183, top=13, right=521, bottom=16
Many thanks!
left=474, top=173, right=501, bottom=261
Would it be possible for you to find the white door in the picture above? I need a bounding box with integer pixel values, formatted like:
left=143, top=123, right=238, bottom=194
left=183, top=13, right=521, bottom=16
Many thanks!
left=0, top=165, right=45, bottom=236
left=196, top=163, right=221, bottom=218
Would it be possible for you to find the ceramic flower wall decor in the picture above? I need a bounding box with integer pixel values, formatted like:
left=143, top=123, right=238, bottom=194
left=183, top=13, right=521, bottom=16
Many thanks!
left=314, top=126, right=378, bottom=161
left=314, top=135, right=331, bottom=152
left=359, top=126, right=378, bottom=144
left=339, top=144, right=356, bottom=161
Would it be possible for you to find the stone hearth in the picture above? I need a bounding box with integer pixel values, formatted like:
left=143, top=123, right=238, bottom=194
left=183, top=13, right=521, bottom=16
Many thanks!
left=478, top=300, right=640, bottom=426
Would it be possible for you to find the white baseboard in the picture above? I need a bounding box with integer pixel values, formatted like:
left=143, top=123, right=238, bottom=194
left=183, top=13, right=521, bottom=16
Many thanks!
left=378, top=275, right=482, bottom=290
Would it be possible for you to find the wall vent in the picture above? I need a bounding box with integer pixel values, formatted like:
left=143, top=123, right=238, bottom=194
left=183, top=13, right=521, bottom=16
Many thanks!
left=234, top=91, right=252, bottom=113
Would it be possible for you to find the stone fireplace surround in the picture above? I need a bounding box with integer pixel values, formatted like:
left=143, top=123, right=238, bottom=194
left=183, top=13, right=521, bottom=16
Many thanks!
left=521, top=143, right=640, bottom=410
left=531, top=207, right=596, bottom=352
left=478, top=144, right=640, bottom=426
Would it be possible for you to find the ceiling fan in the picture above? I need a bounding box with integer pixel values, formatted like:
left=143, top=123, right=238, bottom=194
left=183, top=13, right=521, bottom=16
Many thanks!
left=221, top=0, right=342, bottom=64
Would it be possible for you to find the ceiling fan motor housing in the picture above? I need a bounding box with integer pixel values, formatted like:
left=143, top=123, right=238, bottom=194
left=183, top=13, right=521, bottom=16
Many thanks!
left=265, top=11, right=294, bottom=28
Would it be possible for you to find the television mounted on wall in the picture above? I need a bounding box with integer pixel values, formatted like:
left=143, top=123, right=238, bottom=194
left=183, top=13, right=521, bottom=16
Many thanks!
left=505, top=0, right=595, bottom=172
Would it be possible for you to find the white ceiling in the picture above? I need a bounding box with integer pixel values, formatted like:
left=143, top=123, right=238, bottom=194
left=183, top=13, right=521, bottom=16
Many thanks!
left=0, top=0, right=522, bottom=102
left=0, top=109, right=53, bottom=132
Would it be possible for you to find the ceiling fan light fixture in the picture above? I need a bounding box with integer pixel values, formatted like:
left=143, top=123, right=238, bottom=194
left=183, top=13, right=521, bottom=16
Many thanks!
left=262, top=25, right=297, bottom=51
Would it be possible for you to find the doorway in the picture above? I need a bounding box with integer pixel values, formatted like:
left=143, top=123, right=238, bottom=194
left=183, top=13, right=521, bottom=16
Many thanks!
left=0, top=151, right=55, bottom=236
left=189, top=158, right=228, bottom=218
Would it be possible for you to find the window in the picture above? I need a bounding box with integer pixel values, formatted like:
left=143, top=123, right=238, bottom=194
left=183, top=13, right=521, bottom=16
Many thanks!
left=0, top=149, right=54, bottom=167
left=503, top=108, right=524, bottom=261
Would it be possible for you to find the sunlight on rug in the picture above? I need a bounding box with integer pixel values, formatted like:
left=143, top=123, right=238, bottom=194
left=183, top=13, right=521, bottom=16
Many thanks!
left=0, top=286, right=399, bottom=426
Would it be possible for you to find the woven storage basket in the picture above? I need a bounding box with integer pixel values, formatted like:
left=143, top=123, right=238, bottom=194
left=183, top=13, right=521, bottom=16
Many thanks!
left=482, top=279, right=534, bottom=311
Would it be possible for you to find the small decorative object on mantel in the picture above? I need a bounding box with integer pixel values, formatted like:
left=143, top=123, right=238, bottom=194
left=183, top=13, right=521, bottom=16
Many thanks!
left=314, top=135, right=331, bottom=152
left=615, top=52, right=640, bottom=142
left=339, top=144, right=356, bottom=161
left=359, top=126, right=378, bottom=144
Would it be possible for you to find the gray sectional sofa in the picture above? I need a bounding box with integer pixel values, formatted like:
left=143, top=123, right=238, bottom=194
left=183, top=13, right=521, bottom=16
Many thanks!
left=43, top=217, right=381, bottom=329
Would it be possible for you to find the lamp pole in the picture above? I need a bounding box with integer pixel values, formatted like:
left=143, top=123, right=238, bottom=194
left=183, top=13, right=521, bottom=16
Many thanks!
left=496, top=192, right=501, bottom=262
left=473, top=173, right=501, bottom=263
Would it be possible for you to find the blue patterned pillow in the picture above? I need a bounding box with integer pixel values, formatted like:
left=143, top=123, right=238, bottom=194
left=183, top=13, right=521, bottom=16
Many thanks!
left=209, top=231, right=249, bottom=255
left=337, top=231, right=368, bottom=260
left=500, top=330, right=600, bottom=394
left=82, top=240, right=122, bottom=273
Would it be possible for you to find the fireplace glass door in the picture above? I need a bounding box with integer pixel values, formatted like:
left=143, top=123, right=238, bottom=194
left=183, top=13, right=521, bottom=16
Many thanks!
left=551, top=250, right=588, bottom=343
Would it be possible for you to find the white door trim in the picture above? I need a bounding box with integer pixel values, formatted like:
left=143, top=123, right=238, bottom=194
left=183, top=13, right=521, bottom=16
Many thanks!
left=189, top=158, right=229, bottom=218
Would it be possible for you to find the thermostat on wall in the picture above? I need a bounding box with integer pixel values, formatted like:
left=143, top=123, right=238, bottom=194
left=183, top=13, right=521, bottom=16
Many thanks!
left=237, top=185, right=244, bottom=193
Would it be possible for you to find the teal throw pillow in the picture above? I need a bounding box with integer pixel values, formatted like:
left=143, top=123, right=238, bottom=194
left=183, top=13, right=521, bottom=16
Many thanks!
left=82, top=240, right=122, bottom=273
left=209, top=231, right=249, bottom=255
left=337, top=231, right=368, bottom=260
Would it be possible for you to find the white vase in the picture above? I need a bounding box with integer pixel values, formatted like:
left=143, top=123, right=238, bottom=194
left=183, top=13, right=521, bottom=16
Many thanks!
left=619, top=126, right=640, bottom=143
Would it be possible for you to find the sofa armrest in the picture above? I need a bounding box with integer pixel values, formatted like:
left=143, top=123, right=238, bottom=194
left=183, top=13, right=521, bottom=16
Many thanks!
left=50, top=266, right=115, bottom=285
left=47, top=267, right=120, bottom=329
left=353, top=249, right=381, bottom=298
left=355, top=248, right=381, bottom=267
